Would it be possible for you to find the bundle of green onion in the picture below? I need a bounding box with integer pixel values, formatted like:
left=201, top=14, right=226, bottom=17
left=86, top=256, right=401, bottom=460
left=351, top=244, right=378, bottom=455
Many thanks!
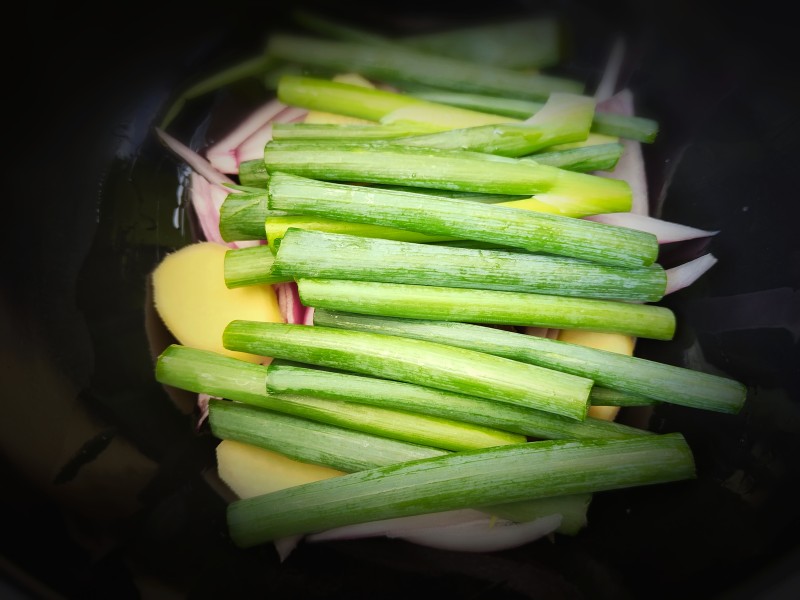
left=155, top=9, right=746, bottom=552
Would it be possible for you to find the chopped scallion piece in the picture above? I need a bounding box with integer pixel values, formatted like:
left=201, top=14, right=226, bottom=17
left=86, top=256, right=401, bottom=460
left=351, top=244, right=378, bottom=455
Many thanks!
left=313, top=310, right=747, bottom=414
left=227, top=433, right=695, bottom=546
left=266, top=172, right=654, bottom=267
left=222, top=321, right=593, bottom=421
left=272, top=228, right=667, bottom=302
left=405, top=88, right=659, bottom=142
left=224, top=245, right=291, bottom=288
left=265, top=360, right=652, bottom=441
left=297, top=278, right=676, bottom=340
left=209, top=399, right=447, bottom=473
left=156, top=345, right=651, bottom=442
left=263, top=142, right=634, bottom=219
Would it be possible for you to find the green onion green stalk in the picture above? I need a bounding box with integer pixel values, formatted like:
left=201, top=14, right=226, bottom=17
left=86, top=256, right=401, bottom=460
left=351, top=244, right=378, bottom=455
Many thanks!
left=227, top=433, right=696, bottom=546
left=223, top=245, right=292, bottom=288
left=277, top=75, right=655, bottom=142
left=405, top=88, right=660, bottom=143
left=265, top=173, right=654, bottom=268
left=209, top=399, right=447, bottom=472
left=313, top=310, right=747, bottom=414
left=222, top=321, right=594, bottom=421
left=270, top=228, right=667, bottom=302
left=210, top=395, right=594, bottom=537
left=263, top=143, right=634, bottom=220
left=155, top=345, right=652, bottom=442
left=297, top=278, right=676, bottom=340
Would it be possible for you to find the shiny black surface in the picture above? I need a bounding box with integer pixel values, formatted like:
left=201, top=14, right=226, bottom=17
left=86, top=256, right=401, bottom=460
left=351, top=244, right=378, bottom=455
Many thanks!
left=4, top=1, right=799, bottom=598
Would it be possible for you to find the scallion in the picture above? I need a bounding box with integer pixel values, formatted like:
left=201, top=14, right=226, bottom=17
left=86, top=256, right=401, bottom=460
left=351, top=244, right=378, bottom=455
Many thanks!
left=313, top=310, right=747, bottom=414
left=263, top=143, right=635, bottom=219
left=272, top=228, right=667, bottom=302
left=265, top=172, right=654, bottom=267
left=222, top=321, right=593, bottom=421
left=227, top=433, right=695, bottom=546
left=297, top=278, right=676, bottom=340
left=209, top=399, right=447, bottom=473
left=265, top=360, right=652, bottom=441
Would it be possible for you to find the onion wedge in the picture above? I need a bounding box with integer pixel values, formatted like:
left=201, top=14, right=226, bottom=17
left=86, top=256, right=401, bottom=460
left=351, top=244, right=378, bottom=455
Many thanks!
left=274, top=281, right=307, bottom=324
left=396, top=514, right=562, bottom=552
left=156, top=128, right=236, bottom=190
left=585, top=212, right=718, bottom=243
left=307, top=509, right=562, bottom=553
left=206, top=99, right=288, bottom=173
left=235, top=106, right=309, bottom=165
left=595, top=89, right=649, bottom=215
left=665, top=253, right=718, bottom=295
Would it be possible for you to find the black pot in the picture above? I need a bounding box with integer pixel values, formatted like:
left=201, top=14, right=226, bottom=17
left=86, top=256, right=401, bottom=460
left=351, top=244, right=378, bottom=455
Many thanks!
left=4, top=1, right=799, bottom=598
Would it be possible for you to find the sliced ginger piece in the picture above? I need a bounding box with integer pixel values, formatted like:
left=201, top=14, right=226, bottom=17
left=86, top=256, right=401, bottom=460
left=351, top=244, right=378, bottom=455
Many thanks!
left=151, top=241, right=282, bottom=363
left=216, top=439, right=344, bottom=499
left=556, top=330, right=637, bottom=421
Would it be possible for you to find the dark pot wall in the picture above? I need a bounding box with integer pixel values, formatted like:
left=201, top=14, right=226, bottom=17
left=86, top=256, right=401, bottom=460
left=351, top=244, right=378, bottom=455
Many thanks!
left=3, top=2, right=798, bottom=598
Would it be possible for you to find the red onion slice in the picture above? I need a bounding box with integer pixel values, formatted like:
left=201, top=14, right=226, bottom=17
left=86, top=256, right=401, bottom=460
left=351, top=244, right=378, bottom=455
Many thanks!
left=585, top=212, right=718, bottom=243
left=156, top=128, right=237, bottom=190
left=196, top=393, right=212, bottom=428
left=188, top=173, right=232, bottom=247
left=665, top=253, right=718, bottom=295
left=274, top=281, right=307, bottom=325
left=595, top=89, right=649, bottom=215
left=206, top=99, right=288, bottom=173
left=188, top=174, right=259, bottom=249
left=275, top=105, right=311, bottom=124
left=234, top=106, right=309, bottom=165
left=234, top=122, right=275, bottom=165
left=157, top=128, right=263, bottom=248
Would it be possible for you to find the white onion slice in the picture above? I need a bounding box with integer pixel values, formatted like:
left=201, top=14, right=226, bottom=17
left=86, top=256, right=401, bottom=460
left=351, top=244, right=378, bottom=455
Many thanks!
left=274, top=535, right=303, bottom=562
left=665, top=253, right=718, bottom=295
left=396, top=514, right=562, bottom=553
left=307, top=509, right=562, bottom=553
left=206, top=99, right=288, bottom=173
left=585, top=212, right=718, bottom=243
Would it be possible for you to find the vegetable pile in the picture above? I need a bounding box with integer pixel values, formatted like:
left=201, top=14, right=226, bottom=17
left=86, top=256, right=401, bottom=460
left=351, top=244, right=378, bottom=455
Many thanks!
left=151, top=10, right=746, bottom=557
